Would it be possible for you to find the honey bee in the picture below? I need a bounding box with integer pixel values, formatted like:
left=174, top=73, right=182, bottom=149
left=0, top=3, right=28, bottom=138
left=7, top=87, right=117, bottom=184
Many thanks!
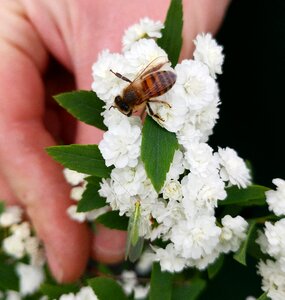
left=110, top=58, right=177, bottom=121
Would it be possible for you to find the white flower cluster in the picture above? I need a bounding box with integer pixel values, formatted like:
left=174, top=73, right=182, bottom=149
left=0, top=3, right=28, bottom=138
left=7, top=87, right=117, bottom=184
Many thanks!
left=265, top=178, right=285, bottom=216
left=232, top=177, right=285, bottom=299
left=0, top=207, right=45, bottom=267
left=16, top=263, right=45, bottom=296
left=59, top=286, right=98, bottom=300
left=255, top=178, right=285, bottom=299
left=258, top=260, right=285, bottom=300
left=90, top=19, right=251, bottom=273
left=193, top=33, right=224, bottom=78
left=0, top=206, right=45, bottom=297
left=122, top=17, right=164, bottom=52
left=120, top=270, right=150, bottom=299
left=63, top=168, right=109, bottom=223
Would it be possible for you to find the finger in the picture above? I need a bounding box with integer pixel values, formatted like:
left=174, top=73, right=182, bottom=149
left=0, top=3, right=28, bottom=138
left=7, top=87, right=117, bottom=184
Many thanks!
left=0, top=1, right=90, bottom=282
left=0, top=122, right=91, bottom=282
left=0, top=172, right=19, bottom=206
left=92, top=224, right=127, bottom=264
left=181, top=0, right=231, bottom=59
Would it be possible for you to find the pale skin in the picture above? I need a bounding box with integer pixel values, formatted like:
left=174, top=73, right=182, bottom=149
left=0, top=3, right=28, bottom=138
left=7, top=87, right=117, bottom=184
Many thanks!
left=0, top=0, right=230, bottom=282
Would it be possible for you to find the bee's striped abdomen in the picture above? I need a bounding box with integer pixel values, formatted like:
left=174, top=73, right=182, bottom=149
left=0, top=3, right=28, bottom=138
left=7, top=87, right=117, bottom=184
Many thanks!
left=142, top=71, right=176, bottom=98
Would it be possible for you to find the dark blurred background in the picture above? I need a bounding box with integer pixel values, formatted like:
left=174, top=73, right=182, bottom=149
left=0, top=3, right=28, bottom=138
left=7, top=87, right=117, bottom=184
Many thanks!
left=202, top=1, right=273, bottom=298
left=210, top=0, right=281, bottom=189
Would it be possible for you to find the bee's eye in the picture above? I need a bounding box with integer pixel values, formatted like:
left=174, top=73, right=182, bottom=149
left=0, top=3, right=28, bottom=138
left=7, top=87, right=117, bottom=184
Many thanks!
left=120, top=102, right=129, bottom=112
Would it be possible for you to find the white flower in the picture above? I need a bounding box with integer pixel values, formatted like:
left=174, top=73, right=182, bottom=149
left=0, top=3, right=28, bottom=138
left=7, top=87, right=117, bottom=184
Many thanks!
left=151, top=199, right=185, bottom=240
left=67, top=205, right=87, bottom=223
left=59, top=294, right=76, bottom=300
left=70, top=185, right=86, bottom=201
left=5, top=291, right=21, bottom=300
left=63, top=168, right=86, bottom=186
left=111, top=163, right=147, bottom=197
left=181, top=173, right=226, bottom=217
left=75, top=286, right=98, bottom=300
left=219, top=215, right=248, bottom=253
left=99, top=117, right=141, bottom=168
left=186, top=95, right=220, bottom=139
left=105, top=163, right=152, bottom=216
left=261, top=220, right=285, bottom=262
left=120, top=270, right=138, bottom=295
left=184, top=143, right=219, bottom=177
left=163, top=180, right=182, bottom=201
left=122, top=18, right=164, bottom=51
left=16, top=263, right=45, bottom=296
left=3, top=234, right=25, bottom=258
left=153, top=243, right=186, bottom=272
left=166, top=150, right=185, bottom=182
left=134, top=284, right=150, bottom=300
left=107, top=161, right=157, bottom=218
left=125, top=39, right=169, bottom=74
left=216, top=147, right=251, bottom=188
left=187, top=248, right=221, bottom=270
left=266, top=178, right=285, bottom=216
left=135, top=250, right=154, bottom=274
left=150, top=91, right=188, bottom=132
left=0, top=206, right=23, bottom=227
left=10, top=222, right=31, bottom=239
left=258, top=259, right=285, bottom=300
left=102, top=106, right=129, bottom=128
left=256, top=230, right=269, bottom=254
left=193, top=33, right=224, bottom=78
left=24, top=236, right=45, bottom=266
left=245, top=297, right=257, bottom=300
left=177, top=123, right=203, bottom=149
left=173, top=59, right=216, bottom=111
left=171, top=216, right=221, bottom=260
left=92, top=50, right=132, bottom=105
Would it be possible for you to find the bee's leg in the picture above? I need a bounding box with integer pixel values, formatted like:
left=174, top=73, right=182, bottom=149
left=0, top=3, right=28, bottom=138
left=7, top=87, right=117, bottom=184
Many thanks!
left=148, top=99, right=172, bottom=108
left=110, top=70, right=132, bottom=83
left=147, top=103, right=165, bottom=122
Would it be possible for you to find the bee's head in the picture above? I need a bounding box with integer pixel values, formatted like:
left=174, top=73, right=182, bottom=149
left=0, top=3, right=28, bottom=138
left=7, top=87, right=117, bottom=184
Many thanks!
left=114, top=96, right=132, bottom=116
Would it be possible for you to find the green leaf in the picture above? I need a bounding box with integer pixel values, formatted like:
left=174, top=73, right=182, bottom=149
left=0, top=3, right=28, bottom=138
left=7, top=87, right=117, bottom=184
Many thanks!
left=77, top=177, right=106, bottom=212
left=257, top=292, right=270, bottom=300
left=46, top=144, right=111, bottom=178
left=0, top=263, right=19, bottom=291
left=157, top=0, right=183, bottom=66
left=141, top=116, right=178, bottom=193
left=150, top=263, right=173, bottom=300
left=0, top=201, right=5, bottom=214
left=88, top=277, right=127, bottom=300
left=54, top=90, right=107, bottom=131
left=96, top=211, right=128, bottom=231
left=40, top=283, right=79, bottom=299
left=234, top=220, right=256, bottom=266
left=219, top=185, right=270, bottom=206
left=207, top=254, right=224, bottom=279
left=172, top=279, right=206, bottom=300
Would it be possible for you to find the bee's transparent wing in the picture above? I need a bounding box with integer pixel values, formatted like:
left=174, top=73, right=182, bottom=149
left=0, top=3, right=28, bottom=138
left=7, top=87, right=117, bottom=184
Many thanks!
left=125, top=201, right=144, bottom=262
left=132, top=56, right=169, bottom=83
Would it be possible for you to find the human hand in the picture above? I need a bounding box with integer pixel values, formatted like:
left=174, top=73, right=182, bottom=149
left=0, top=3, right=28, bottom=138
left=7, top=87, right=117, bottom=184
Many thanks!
left=0, top=0, right=230, bottom=283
